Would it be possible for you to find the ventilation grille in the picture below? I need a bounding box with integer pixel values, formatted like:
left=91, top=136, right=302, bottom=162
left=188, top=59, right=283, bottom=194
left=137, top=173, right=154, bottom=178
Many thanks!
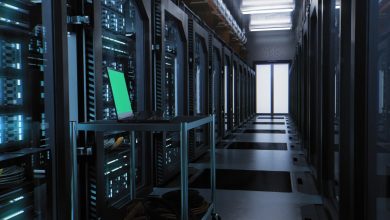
left=187, top=19, right=195, bottom=161
left=86, top=35, right=96, bottom=122
left=88, top=166, right=97, bottom=219
left=155, top=132, right=180, bottom=185
left=208, top=34, right=213, bottom=114
left=154, top=0, right=162, bottom=111
left=188, top=18, right=194, bottom=115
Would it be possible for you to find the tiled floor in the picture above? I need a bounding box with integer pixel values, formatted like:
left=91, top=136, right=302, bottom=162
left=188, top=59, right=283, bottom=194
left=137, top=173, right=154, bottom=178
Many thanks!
left=154, top=115, right=323, bottom=220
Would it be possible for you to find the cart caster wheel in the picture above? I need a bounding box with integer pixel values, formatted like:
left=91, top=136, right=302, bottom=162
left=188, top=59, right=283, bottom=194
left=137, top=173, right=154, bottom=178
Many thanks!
left=212, top=213, right=221, bottom=220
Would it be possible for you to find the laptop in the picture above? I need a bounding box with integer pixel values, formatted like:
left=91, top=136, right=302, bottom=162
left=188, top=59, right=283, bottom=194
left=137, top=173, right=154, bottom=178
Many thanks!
left=107, top=68, right=172, bottom=123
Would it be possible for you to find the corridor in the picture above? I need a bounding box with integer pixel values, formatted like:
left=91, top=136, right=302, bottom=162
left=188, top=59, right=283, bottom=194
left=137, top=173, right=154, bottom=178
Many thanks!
left=2, top=0, right=388, bottom=219
left=153, top=115, right=327, bottom=220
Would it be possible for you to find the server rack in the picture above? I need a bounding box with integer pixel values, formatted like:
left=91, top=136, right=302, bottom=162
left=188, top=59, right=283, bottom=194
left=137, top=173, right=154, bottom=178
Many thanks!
left=245, top=67, right=251, bottom=120
left=231, top=57, right=238, bottom=129
left=244, top=64, right=248, bottom=120
left=240, top=61, right=245, bottom=124
left=247, top=67, right=251, bottom=119
left=238, top=62, right=242, bottom=124
left=211, top=37, right=223, bottom=141
left=244, top=62, right=248, bottom=122
left=188, top=16, right=210, bottom=161
left=249, top=67, right=253, bottom=118
left=222, top=47, right=232, bottom=138
left=247, top=67, right=250, bottom=119
left=152, top=0, right=188, bottom=186
left=247, top=66, right=251, bottom=119
left=247, top=66, right=250, bottom=119
left=67, top=0, right=152, bottom=218
left=251, top=69, right=256, bottom=117
left=237, top=60, right=242, bottom=127
left=0, top=1, right=54, bottom=219
left=241, top=63, right=247, bottom=124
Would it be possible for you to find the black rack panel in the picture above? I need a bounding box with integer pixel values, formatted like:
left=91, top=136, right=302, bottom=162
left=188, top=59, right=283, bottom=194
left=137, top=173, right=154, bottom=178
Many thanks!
left=153, top=0, right=188, bottom=186
left=211, top=37, right=223, bottom=140
left=0, top=0, right=51, bottom=219
left=222, top=47, right=233, bottom=137
left=74, top=1, right=151, bottom=219
left=188, top=18, right=209, bottom=161
left=155, top=13, right=182, bottom=185
left=232, top=56, right=239, bottom=129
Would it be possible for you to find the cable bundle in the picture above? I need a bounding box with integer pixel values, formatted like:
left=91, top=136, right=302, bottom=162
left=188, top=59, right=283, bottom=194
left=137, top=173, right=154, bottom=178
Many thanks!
left=0, top=165, right=25, bottom=189
left=124, top=190, right=209, bottom=220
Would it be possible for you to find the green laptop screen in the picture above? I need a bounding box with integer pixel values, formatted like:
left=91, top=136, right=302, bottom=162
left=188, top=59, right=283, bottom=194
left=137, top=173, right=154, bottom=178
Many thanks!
left=107, top=68, right=133, bottom=119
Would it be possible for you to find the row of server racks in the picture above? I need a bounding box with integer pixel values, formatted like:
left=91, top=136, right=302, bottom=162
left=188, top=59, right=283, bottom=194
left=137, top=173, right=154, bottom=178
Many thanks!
left=289, top=0, right=389, bottom=219
left=0, top=0, right=256, bottom=219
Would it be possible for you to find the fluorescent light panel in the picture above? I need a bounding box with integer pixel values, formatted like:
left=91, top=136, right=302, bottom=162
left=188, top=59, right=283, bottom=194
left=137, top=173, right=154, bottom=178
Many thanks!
left=242, top=4, right=294, bottom=10
left=242, top=8, right=294, bottom=14
left=250, top=23, right=292, bottom=29
left=250, top=19, right=291, bottom=25
left=243, top=0, right=295, bottom=32
left=250, top=27, right=292, bottom=32
left=241, top=0, right=294, bottom=7
left=250, top=12, right=292, bottom=25
left=241, top=0, right=294, bottom=14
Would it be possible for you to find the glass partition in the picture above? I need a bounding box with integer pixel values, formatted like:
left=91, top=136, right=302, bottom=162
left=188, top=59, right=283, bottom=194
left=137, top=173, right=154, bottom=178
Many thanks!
left=368, top=0, right=390, bottom=218
left=0, top=1, right=52, bottom=219
left=333, top=0, right=341, bottom=204
left=256, top=64, right=271, bottom=114
left=99, top=0, right=146, bottom=205
left=224, top=56, right=230, bottom=132
left=164, top=14, right=184, bottom=117
left=194, top=35, right=207, bottom=148
left=273, top=64, right=289, bottom=113
left=212, top=49, right=221, bottom=138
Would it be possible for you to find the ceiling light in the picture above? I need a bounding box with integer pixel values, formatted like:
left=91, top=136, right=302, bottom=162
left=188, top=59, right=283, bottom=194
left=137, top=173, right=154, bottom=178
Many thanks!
left=250, top=23, right=292, bottom=29
left=250, top=27, right=292, bottom=32
left=250, top=18, right=291, bottom=25
left=250, top=21, right=292, bottom=28
left=242, top=4, right=294, bottom=10
left=241, top=0, right=294, bottom=14
left=241, top=0, right=294, bottom=7
left=243, top=0, right=295, bottom=32
left=250, top=12, right=292, bottom=25
left=242, top=8, right=294, bottom=14
left=249, top=22, right=292, bottom=30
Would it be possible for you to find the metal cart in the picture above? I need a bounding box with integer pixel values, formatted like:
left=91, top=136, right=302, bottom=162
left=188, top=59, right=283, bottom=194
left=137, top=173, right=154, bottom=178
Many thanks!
left=73, top=115, right=217, bottom=220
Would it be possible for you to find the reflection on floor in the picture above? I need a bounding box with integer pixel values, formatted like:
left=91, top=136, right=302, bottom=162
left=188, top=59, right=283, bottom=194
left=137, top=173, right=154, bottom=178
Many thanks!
left=154, top=115, right=326, bottom=220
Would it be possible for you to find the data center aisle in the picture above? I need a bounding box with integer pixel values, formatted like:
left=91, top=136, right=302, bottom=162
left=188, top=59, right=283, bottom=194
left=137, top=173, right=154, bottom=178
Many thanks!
left=190, top=115, right=324, bottom=220
left=151, top=115, right=326, bottom=219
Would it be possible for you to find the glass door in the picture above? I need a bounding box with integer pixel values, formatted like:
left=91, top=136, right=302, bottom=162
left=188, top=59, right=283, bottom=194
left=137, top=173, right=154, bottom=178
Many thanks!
left=0, top=1, right=53, bottom=219
left=256, top=64, right=271, bottom=114
left=367, top=0, right=390, bottom=219
left=224, top=56, right=230, bottom=133
left=232, top=62, right=237, bottom=126
left=212, top=48, right=221, bottom=138
left=273, top=64, right=289, bottom=114
left=153, top=0, right=188, bottom=186
left=333, top=0, right=341, bottom=205
left=256, top=63, right=289, bottom=114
